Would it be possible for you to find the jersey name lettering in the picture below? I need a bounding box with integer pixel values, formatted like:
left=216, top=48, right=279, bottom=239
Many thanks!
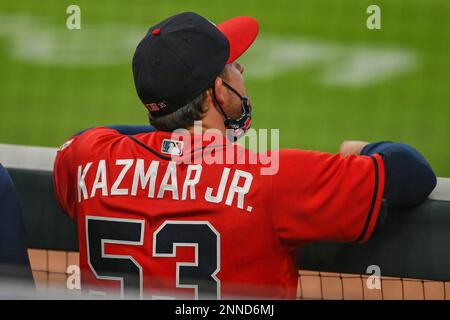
left=77, top=159, right=253, bottom=212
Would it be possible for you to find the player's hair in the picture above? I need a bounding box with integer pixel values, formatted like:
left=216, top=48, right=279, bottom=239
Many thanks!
left=148, top=93, right=206, bottom=131
left=148, top=68, right=228, bottom=131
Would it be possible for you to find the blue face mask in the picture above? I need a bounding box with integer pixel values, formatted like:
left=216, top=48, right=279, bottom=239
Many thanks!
left=212, top=81, right=252, bottom=141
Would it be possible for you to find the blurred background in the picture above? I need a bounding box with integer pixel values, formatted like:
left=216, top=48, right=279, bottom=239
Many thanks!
left=0, top=0, right=449, bottom=176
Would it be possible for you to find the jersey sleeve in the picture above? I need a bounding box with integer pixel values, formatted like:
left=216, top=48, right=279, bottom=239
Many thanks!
left=53, top=127, right=119, bottom=218
left=271, top=149, right=385, bottom=247
left=53, top=136, right=78, bottom=218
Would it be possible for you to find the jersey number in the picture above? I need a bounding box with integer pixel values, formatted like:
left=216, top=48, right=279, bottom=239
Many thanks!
left=86, top=217, right=220, bottom=299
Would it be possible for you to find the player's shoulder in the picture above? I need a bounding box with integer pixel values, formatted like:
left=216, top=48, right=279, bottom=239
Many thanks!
left=274, top=148, right=338, bottom=166
left=277, top=148, right=376, bottom=165
left=220, top=146, right=329, bottom=174
left=73, top=126, right=121, bottom=141
left=54, top=127, right=122, bottom=170
left=57, top=127, right=121, bottom=152
left=278, top=148, right=332, bottom=157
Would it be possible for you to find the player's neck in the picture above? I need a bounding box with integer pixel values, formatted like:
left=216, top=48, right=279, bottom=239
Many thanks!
left=187, top=101, right=226, bottom=136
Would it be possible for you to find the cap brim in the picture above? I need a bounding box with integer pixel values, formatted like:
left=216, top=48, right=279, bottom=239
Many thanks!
left=217, top=16, right=259, bottom=64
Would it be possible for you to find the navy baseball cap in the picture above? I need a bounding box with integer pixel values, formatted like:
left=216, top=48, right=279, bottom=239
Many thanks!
left=132, top=12, right=259, bottom=117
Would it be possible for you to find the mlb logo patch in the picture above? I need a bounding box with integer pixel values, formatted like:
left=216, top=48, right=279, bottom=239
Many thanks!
left=161, top=139, right=183, bottom=156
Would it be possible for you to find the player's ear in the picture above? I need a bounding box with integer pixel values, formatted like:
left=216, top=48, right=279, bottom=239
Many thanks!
left=201, top=90, right=212, bottom=113
left=213, top=76, right=226, bottom=107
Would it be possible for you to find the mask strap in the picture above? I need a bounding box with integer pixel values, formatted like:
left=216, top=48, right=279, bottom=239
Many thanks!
left=211, top=81, right=245, bottom=118
left=222, top=81, right=244, bottom=100
left=211, top=84, right=231, bottom=120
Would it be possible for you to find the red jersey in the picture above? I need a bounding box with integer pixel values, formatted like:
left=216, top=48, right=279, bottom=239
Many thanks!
left=53, top=127, right=385, bottom=299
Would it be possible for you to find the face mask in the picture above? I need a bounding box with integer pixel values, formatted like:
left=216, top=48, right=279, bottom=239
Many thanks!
left=212, top=81, right=252, bottom=141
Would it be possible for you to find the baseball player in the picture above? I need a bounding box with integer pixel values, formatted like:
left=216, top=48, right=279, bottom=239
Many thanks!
left=53, top=12, right=436, bottom=299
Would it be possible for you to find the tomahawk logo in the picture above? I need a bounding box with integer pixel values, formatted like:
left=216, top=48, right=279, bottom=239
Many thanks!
left=161, top=139, right=183, bottom=156
left=59, top=138, right=74, bottom=151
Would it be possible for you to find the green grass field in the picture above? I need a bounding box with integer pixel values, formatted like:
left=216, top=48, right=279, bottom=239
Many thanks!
left=0, top=0, right=449, bottom=176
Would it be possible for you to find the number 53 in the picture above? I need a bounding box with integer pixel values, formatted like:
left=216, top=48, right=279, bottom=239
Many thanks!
left=86, top=216, right=221, bottom=299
